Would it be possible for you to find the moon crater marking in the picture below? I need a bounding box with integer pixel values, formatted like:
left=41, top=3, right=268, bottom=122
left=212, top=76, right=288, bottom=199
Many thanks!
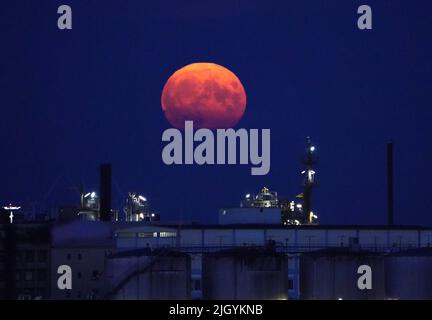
left=161, top=63, right=247, bottom=129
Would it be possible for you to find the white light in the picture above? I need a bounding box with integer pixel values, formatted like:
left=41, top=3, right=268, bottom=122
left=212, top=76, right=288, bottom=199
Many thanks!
left=151, top=213, right=155, bottom=217
left=313, top=214, right=318, bottom=219
left=294, top=220, right=300, bottom=225
left=245, top=194, right=250, bottom=199
left=138, top=195, right=147, bottom=202
left=90, top=192, right=96, bottom=199
left=296, top=204, right=302, bottom=209
left=310, top=146, right=315, bottom=152
left=3, top=206, right=21, bottom=210
left=84, top=192, right=91, bottom=198
left=338, top=298, right=343, bottom=300
left=308, top=170, right=316, bottom=182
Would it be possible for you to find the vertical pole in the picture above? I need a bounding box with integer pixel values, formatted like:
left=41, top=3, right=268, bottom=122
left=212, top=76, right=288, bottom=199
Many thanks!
left=387, top=143, right=394, bottom=226
left=100, top=164, right=112, bottom=221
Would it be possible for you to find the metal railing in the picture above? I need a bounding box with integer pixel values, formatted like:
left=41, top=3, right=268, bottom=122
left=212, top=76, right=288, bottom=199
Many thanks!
left=126, top=243, right=423, bottom=254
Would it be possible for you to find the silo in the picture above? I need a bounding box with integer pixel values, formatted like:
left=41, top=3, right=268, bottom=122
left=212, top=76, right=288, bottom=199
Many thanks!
left=385, top=248, right=432, bottom=300
left=202, top=248, right=288, bottom=300
left=106, top=249, right=191, bottom=300
left=299, top=248, right=386, bottom=300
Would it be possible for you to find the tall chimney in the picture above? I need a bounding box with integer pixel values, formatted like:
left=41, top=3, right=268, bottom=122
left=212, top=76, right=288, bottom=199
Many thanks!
left=99, top=163, right=112, bottom=221
left=387, top=143, right=394, bottom=226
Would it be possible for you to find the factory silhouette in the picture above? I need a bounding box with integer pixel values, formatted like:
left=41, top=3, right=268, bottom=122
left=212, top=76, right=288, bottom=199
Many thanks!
left=1, top=138, right=432, bottom=300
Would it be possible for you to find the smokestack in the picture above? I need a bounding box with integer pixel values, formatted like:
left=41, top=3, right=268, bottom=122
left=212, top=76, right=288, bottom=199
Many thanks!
left=387, top=143, right=394, bottom=226
left=99, top=163, right=112, bottom=221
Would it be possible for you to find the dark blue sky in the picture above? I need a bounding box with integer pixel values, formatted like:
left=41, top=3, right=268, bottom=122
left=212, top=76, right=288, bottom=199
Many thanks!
left=1, top=1, right=431, bottom=225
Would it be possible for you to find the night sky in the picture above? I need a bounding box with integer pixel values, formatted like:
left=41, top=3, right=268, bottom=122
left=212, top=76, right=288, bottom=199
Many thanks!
left=1, top=1, right=431, bottom=226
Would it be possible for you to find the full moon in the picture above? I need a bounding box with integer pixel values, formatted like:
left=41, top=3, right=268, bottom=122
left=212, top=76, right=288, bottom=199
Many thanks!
left=161, top=63, right=247, bottom=129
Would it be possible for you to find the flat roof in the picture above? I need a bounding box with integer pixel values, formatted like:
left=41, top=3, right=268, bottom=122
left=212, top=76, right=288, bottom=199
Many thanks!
left=117, top=223, right=432, bottom=231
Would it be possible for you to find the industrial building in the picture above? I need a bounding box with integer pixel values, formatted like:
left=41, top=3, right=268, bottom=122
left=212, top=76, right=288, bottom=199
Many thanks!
left=202, top=248, right=288, bottom=300
left=0, top=222, right=51, bottom=300
left=105, top=249, right=191, bottom=300
left=5, top=183, right=432, bottom=301
left=110, top=223, right=432, bottom=300
left=5, top=140, right=432, bottom=300
left=44, top=217, right=432, bottom=300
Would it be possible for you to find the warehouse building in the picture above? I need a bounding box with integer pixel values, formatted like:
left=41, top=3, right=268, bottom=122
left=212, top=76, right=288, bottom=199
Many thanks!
left=0, top=223, right=51, bottom=300
left=112, top=223, right=432, bottom=299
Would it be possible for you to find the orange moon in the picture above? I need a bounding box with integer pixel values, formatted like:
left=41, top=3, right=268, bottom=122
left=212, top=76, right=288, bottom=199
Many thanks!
left=161, top=63, right=247, bottom=129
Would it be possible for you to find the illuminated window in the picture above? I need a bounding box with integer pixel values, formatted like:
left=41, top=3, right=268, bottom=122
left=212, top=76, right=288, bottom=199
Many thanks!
left=138, top=232, right=158, bottom=238
left=160, top=232, right=177, bottom=238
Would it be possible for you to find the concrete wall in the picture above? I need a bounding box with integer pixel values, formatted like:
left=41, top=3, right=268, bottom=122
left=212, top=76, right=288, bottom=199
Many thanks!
left=385, top=251, right=432, bottom=300
left=50, top=247, right=109, bottom=299
left=299, top=251, right=386, bottom=300
left=202, top=250, right=288, bottom=300
left=115, top=226, right=432, bottom=300
left=105, top=253, right=191, bottom=300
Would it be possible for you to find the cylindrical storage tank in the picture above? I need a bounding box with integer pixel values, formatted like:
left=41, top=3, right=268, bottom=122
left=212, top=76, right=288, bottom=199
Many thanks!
left=300, top=248, right=386, bottom=300
left=106, top=249, right=191, bottom=300
left=385, top=248, right=432, bottom=300
left=202, top=248, right=288, bottom=300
